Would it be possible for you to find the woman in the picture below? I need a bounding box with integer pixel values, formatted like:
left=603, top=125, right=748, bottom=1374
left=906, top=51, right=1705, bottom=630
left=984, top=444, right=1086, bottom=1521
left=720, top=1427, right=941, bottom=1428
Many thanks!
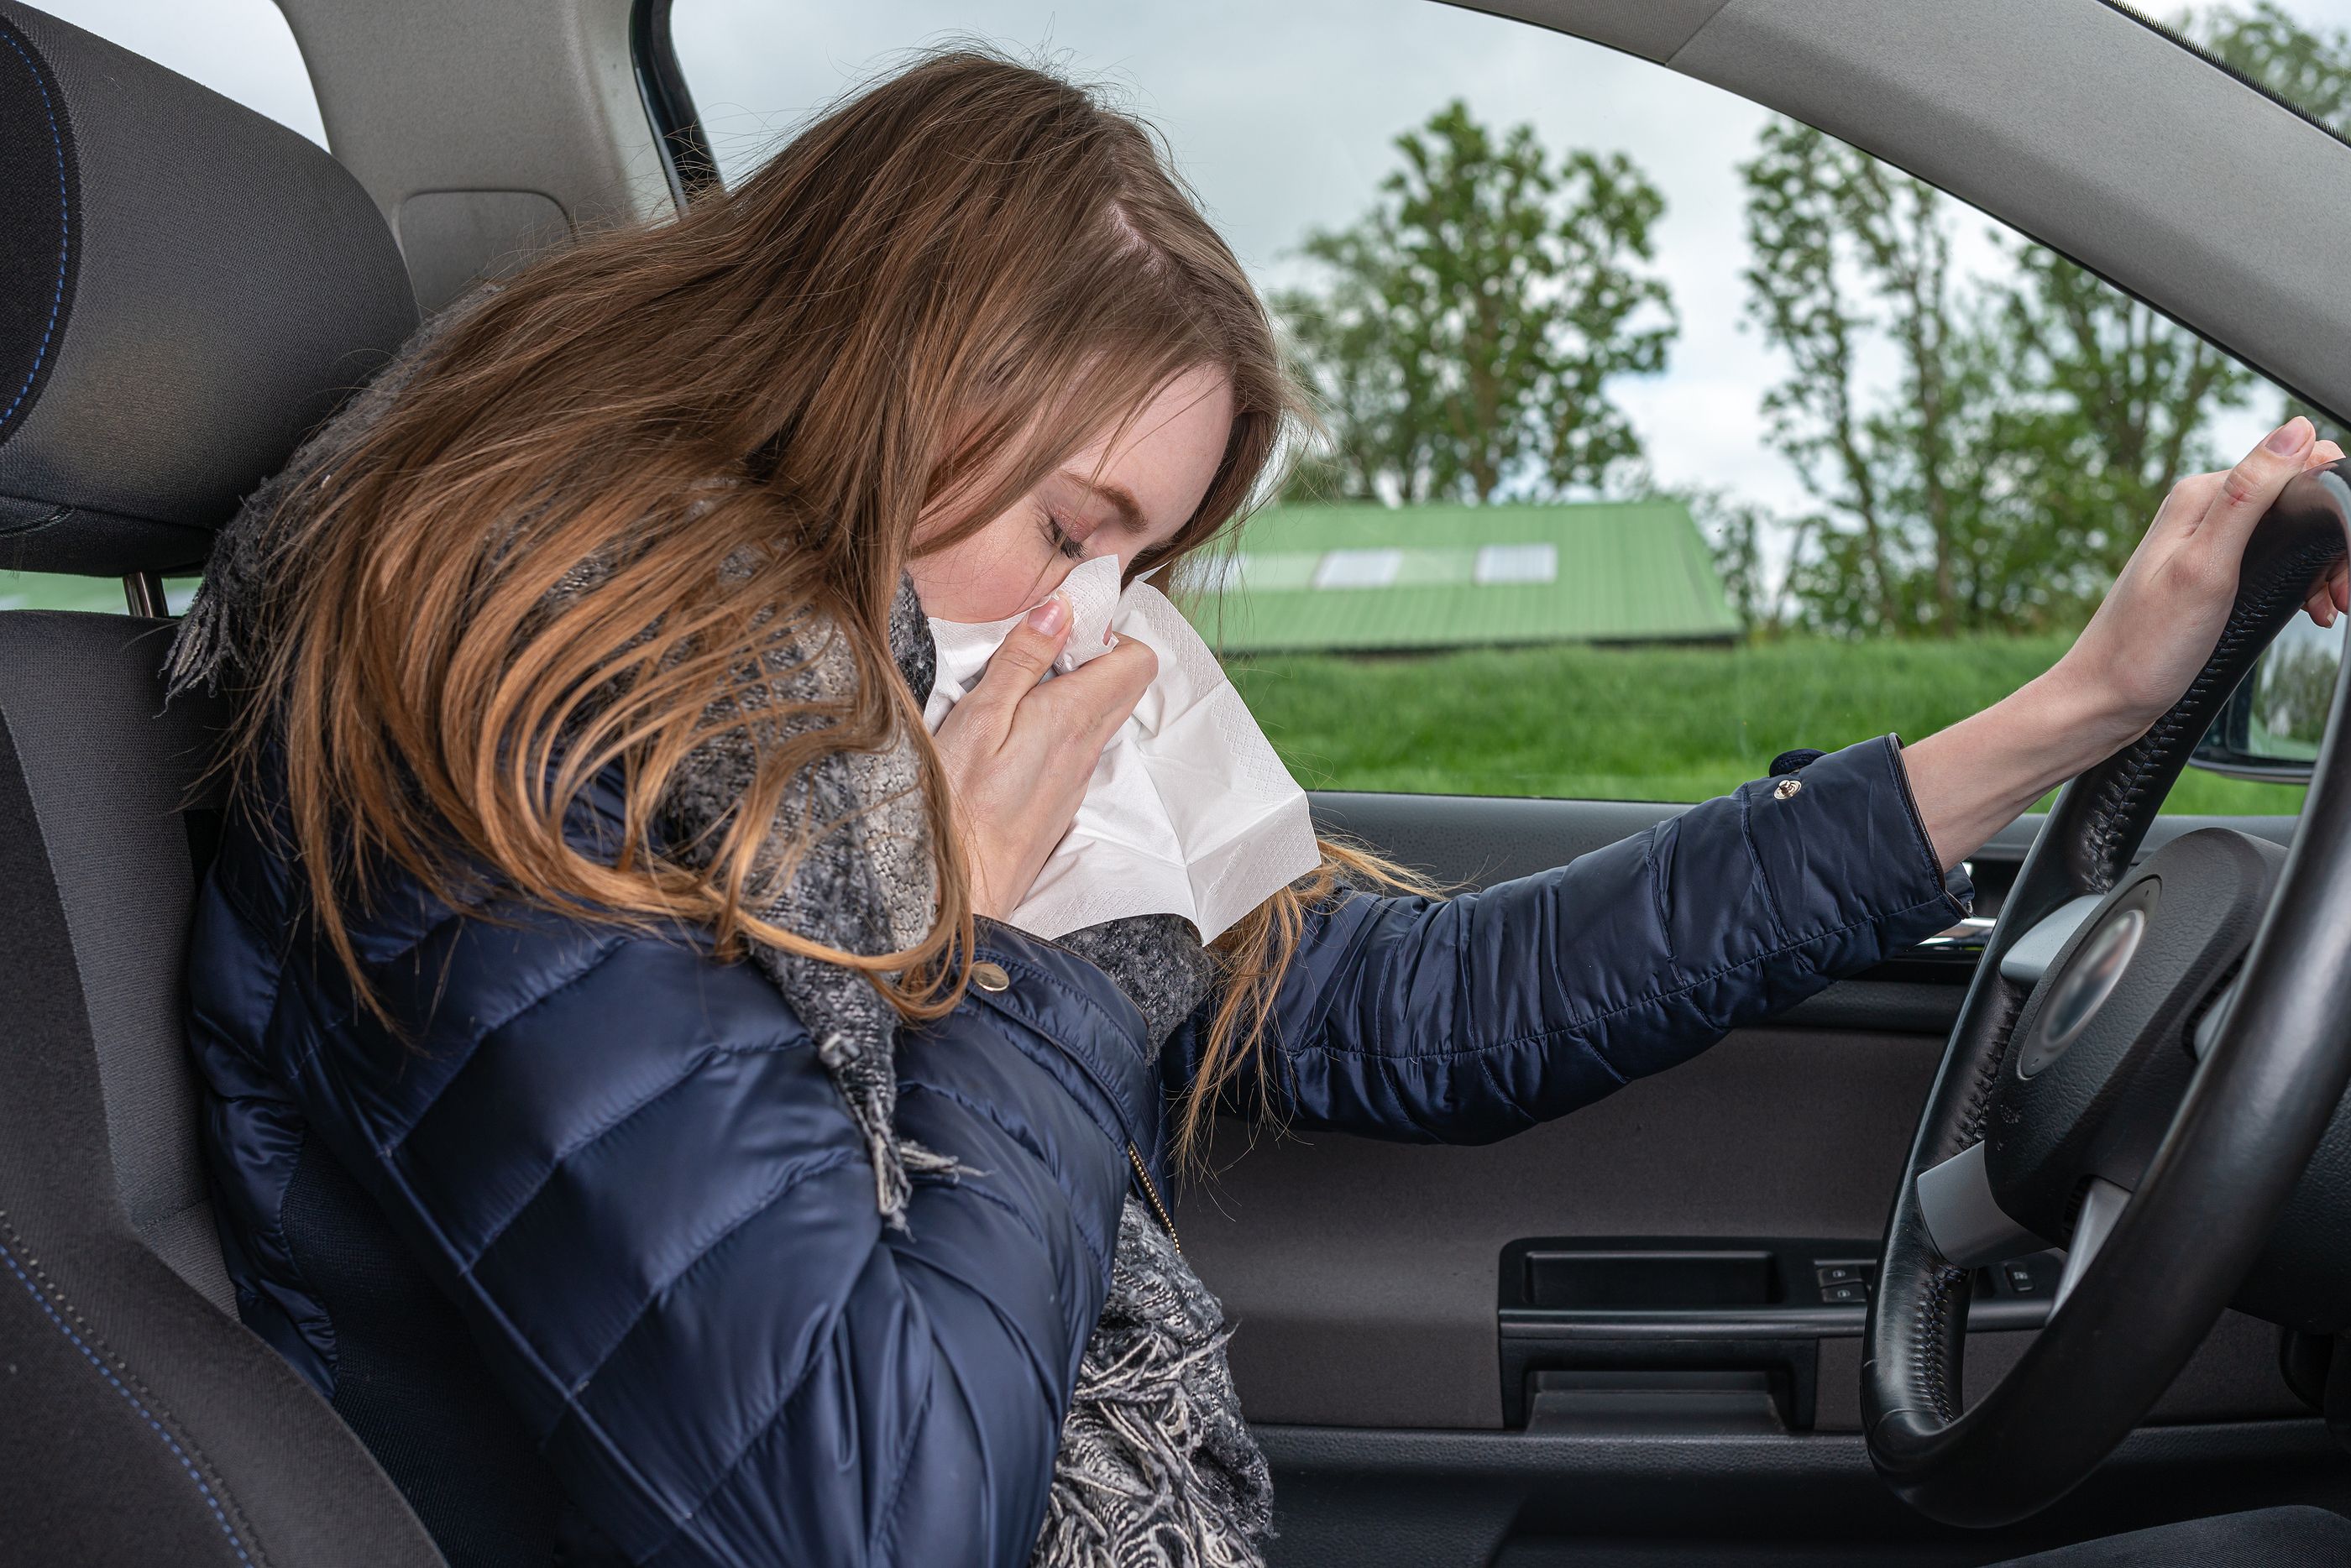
left=175, top=50, right=2345, bottom=1568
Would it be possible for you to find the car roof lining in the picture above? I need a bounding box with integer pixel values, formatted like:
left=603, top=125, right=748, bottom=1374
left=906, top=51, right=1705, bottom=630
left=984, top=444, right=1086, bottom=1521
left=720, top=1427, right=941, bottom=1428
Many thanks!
left=270, top=0, right=2351, bottom=421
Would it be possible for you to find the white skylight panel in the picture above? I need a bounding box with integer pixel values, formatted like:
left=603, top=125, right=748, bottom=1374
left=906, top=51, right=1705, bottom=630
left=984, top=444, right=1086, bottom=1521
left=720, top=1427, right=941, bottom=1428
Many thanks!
left=1312, top=547, right=1403, bottom=589
left=1474, top=542, right=1558, bottom=585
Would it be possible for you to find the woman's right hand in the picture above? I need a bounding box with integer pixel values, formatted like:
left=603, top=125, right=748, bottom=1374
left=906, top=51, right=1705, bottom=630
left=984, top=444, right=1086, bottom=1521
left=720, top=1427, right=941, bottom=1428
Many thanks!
left=931, top=593, right=1158, bottom=921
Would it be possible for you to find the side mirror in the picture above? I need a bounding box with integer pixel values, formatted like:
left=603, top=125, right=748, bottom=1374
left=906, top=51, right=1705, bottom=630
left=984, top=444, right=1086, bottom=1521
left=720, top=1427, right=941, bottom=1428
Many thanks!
left=2191, top=615, right=2345, bottom=784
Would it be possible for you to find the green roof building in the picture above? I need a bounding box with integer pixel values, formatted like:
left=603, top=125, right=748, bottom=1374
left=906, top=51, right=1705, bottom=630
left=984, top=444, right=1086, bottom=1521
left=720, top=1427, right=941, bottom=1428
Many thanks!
left=1179, top=499, right=1740, bottom=654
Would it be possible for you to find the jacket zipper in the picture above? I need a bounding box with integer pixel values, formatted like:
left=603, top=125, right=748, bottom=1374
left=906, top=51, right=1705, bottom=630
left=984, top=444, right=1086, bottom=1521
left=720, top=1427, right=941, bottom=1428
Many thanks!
left=971, top=922, right=1177, bottom=1250
left=1127, top=1143, right=1181, bottom=1254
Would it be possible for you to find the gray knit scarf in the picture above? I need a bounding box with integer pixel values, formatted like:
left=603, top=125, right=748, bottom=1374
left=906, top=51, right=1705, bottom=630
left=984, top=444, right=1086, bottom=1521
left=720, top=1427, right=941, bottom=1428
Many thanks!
left=165, top=312, right=1272, bottom=1568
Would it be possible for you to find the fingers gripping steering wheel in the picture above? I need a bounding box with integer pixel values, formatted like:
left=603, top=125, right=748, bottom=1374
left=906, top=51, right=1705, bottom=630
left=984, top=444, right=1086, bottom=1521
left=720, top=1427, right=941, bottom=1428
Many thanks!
left=1865, top=463, right=2351, bottom=1526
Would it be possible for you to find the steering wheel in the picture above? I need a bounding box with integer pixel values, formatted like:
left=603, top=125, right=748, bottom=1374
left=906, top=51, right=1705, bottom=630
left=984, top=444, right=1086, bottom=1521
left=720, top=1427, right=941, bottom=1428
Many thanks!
left=1863, top=462, right=2351, bottom=1527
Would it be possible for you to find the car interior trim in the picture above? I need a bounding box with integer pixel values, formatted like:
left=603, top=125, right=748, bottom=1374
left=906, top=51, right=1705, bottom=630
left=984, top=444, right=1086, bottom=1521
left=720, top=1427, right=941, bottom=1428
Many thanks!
left=1998, top=896, right=2107, bottom=986
left=1916, top=1142, right=2050, bottom=1271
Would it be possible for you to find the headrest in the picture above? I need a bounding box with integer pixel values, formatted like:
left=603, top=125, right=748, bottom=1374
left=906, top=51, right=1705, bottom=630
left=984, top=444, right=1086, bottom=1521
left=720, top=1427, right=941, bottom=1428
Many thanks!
left=0, top=3, right=418, bottom=577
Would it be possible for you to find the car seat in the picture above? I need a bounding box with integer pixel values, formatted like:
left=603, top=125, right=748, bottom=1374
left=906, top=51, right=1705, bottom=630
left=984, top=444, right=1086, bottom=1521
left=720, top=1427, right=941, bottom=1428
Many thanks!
left=0, top=4, right=448, bottom=1562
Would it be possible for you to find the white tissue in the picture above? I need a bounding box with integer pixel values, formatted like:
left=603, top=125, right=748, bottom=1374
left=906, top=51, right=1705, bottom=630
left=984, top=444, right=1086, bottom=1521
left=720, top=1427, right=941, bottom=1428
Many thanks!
left=925, top=553, right=1321, bottom=943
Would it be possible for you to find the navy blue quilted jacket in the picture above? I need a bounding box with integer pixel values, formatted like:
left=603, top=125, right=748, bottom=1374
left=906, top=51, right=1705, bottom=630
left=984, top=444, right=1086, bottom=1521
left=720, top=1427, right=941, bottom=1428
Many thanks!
left=186, top=734, right=1967, bottom=1566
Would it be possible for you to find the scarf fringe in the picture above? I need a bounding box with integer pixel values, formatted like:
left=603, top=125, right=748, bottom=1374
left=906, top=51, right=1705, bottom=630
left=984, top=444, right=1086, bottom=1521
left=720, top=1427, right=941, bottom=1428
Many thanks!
left=1033, top=1199, right=1271, bottom=1568
left=816, top=1030, right=971, bottom=1230
left=165, top=568, right=242, bottom=699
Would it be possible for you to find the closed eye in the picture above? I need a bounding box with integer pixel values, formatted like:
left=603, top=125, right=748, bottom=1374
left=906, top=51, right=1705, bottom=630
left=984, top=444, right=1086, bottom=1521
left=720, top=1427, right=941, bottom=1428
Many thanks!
left=1039, top=505, right=1089, bottom=562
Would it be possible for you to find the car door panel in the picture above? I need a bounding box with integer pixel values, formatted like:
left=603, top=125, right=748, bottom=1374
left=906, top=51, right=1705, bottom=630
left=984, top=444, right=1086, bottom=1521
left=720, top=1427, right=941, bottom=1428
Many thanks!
left=1182, top=1022, right=1943, bottom=1429
left=1176, top=790, right=2333, bottom=1564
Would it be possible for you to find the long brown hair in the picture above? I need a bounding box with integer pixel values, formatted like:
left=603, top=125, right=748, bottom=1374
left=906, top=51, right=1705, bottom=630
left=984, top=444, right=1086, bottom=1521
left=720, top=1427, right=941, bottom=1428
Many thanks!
left=229, top=49, right=1429, bottom=1171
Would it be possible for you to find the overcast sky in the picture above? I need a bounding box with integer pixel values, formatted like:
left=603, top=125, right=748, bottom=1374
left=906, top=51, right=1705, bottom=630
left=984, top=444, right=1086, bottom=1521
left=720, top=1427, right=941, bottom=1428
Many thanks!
left=39, top=0, right=2351, bottom=520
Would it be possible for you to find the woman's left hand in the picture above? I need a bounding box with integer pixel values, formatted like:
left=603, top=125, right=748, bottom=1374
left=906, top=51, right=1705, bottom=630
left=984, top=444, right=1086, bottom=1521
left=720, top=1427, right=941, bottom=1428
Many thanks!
left=1901, top=417, right=2348, bottom=871
left=2050, top=416, right=2348, bottom=739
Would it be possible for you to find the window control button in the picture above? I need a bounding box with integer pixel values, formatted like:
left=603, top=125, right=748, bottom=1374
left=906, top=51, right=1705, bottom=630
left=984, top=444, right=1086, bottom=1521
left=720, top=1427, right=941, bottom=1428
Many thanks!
left=1820, top=1282, right=1868, bottom=1305
left=1816, top=1263, right=1865, bottom=1287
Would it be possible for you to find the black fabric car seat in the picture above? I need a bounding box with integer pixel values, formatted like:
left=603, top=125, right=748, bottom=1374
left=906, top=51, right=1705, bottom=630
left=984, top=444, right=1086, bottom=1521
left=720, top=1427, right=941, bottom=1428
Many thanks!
left=0, top=5, right=447, bottom=1563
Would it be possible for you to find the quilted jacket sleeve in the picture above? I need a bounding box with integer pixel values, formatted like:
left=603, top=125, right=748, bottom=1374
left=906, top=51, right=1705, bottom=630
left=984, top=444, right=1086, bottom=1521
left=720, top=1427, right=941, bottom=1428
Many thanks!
left=1170, top=735, right=1971, bottom=1143
left=236, top=901, right=1145, bottom=1567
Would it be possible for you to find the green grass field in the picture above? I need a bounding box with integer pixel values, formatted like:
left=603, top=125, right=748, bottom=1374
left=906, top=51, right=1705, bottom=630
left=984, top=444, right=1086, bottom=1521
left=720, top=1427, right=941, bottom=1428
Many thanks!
left=1227, top=634, right=2311, bottom=816
left=2, top=572, right=133, bottom=614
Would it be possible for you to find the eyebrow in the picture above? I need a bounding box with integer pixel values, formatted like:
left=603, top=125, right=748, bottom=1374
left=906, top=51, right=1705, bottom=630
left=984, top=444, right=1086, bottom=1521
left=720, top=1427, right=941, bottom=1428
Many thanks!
left=1067, top=472, right=1149, bottom=535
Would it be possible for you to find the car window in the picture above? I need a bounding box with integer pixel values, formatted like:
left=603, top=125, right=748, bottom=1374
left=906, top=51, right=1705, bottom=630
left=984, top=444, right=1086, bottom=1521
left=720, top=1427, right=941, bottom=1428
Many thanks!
left=30, top=0, right=324, bottom=144
left=3, top=0, right=321, bottom=618
left=695, top=3, right=2347, bottom=813
left=2116, top=1, right=2351, bottom=139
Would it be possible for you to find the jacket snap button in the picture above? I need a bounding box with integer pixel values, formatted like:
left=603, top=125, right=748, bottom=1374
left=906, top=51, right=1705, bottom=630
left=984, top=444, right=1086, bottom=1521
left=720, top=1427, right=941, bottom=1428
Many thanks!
left=970, top=960, right=1011, bottom=993
left=1773, top=777, right=1804, bottom=800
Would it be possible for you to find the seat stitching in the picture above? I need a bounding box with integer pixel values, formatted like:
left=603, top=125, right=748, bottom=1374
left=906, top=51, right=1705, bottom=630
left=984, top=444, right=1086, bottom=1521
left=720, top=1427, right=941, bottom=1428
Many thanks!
left=0, top=25, right=67, bottom=434
left=0, top=1232, right=259, bottom=1565
left=0, top=1213, right=271, bottom=1555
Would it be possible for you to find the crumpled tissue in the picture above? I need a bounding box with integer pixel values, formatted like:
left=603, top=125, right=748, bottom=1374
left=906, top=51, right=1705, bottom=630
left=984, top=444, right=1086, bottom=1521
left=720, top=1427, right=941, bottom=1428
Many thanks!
left=924, top=553, right=1320, bottom=942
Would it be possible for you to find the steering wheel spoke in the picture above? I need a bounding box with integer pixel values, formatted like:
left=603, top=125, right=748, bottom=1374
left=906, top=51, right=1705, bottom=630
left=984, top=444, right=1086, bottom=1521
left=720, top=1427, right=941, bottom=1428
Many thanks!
left=1915, top=1141, right=2046, bottom=1268
left=2191, top=977, right=2239, bottom=1062
left=2052, top=1177, right=2133, bottom=1312
left=1997, top=896, right=2103, bottom=986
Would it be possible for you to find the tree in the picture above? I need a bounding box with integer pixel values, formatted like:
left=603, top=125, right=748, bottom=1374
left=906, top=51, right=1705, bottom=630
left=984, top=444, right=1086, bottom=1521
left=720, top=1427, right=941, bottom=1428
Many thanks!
left=1741, top=120, right=2008, bottom=636
left=1276, top=101, right=1674, bottom=504
left=1277, top=220, right=1432, bottom=502
left=1986, top=248, right=2251, bottom=593
left=1737, top=3, right=2351, bottom=638
left=1686, top=487, right=1788, bottom=636
left=2199, top=1, right=2351, bottom=129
